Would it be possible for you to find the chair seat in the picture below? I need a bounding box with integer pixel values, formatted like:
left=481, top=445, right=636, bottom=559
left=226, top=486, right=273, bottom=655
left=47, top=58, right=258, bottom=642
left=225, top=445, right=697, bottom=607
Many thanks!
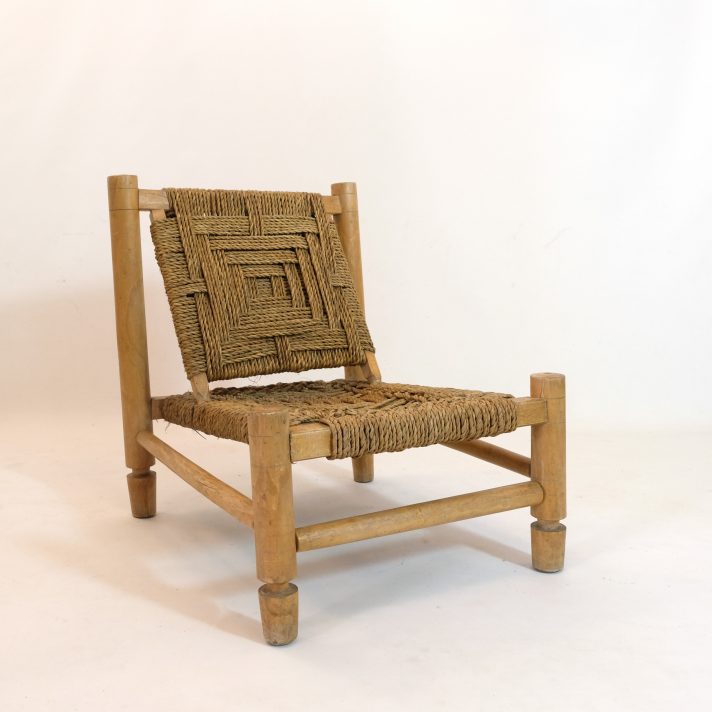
left=160, top=379, right=518, bottom=459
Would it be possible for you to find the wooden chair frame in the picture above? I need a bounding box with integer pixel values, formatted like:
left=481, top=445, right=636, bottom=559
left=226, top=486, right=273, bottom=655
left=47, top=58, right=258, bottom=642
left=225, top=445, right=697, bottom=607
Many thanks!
left=108, top=175, right=566, bottom=645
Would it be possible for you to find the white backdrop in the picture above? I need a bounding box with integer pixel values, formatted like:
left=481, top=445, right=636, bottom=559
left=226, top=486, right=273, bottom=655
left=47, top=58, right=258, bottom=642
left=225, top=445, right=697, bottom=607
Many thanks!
left=2, top=0, right=710, bottom=430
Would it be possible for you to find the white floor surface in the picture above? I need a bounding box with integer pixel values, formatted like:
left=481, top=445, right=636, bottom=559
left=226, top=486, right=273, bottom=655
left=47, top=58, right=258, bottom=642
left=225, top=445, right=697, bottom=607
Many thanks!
left=2, top=415, right=711, bottom=711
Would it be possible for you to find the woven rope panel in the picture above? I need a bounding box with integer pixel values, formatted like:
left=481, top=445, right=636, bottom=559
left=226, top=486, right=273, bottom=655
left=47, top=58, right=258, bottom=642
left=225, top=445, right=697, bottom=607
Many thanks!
left=161, top=380, right=518, bottom=459
left=151, top=189, right=374, bottom=381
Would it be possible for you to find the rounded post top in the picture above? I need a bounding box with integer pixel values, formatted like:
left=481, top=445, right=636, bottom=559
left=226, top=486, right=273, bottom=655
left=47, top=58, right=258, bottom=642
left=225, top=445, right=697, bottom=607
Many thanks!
left=530, top=373, right=565, bottom=399
left=331, top=182, right=358, bottom=212
left=107, top=175, right=138, bottom=188
left=107, top=175, right=139, bottom=210
left=330, top=181, right=357, bottom=194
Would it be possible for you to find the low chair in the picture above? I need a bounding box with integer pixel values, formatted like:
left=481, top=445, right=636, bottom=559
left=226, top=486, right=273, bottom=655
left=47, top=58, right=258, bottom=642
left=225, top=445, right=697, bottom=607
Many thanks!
left=108, top=175, right=566, bottom=645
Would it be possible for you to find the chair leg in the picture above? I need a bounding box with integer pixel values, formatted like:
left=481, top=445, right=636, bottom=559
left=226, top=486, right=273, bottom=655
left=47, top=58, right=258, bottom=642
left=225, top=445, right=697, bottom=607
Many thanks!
left=352, top=454, right=374, bottom=483
left=529, top=373, right=566, bottom=573
left=127, top=469, right=156, bottom=518
left=108, top=175, right=156, bottom=519
left=248, top=407, right=298, bottom=645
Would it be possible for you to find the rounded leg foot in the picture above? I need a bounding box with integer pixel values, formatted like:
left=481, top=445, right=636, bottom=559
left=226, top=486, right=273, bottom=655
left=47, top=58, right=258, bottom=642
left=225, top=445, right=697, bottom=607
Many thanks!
left=531, top=521, right=566, bottom=573
left=352, top=454, right=374, bottom=483
left=258, top=583, right=298, bottom=646
left=127, top=470, right=156, bottom=518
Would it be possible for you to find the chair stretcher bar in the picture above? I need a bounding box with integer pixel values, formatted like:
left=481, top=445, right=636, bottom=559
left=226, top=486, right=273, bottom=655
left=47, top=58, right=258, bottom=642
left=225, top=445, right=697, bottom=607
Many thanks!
left=295, top=481, right=543, bottom=552
left=442, top=439, right=531, bottom=476
left=136, top=431, right=253, bottom=527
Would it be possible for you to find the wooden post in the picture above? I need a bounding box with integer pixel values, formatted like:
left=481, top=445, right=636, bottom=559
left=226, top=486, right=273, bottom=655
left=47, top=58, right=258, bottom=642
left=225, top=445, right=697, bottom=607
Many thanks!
left=332, top=181, right=375, bottom=484
left=248, top=407, right=298, bottom=645
left=108, top=175, right=156, bottom=518
left=529, top=373, right=566, bottom=572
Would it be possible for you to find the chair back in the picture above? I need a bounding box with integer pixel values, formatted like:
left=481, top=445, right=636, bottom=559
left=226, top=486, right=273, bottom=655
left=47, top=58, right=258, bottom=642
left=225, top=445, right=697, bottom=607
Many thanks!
left=150, top=188, right=374, bottom=382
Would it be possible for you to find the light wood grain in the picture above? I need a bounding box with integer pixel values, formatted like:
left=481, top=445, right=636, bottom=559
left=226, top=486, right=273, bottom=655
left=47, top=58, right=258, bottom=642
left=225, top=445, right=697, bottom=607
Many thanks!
left=332, top=182, right=380, bottom=483
left=258, top=583, right=299, bottom=646
left=513, top=396, right=548, bottom=426
left=332, top=182, right=381, bottom=384
left=350, top=454, right=374, bottom=484
left=296, top=481, right=543, bottom=552
left=248, top=407, right=298, bottom=644
left=332, top=183, right=366, bottom=312
left=442, top=439, right=531, bottom=476
left=363, top=351, right=381, bottom=383
left=190, top=373, right=210, bottom=402
left=109, top=175, right=156, bottom=519
left=531, top=521, right=566, bottom=573
left=529, top=373, right=566, bottom=572
left=151, top=397, right=166, bottom=419
left=289, top=422, right=334, bottom=462
left=136, top=431, right=253, bottom=527
left=321, top=194, right=342, bottom=214
left=126, top=469, right=156, bottom=519
left=109, top=175, right=154, bottom=472
left=138, top=189, right=169, bottom=210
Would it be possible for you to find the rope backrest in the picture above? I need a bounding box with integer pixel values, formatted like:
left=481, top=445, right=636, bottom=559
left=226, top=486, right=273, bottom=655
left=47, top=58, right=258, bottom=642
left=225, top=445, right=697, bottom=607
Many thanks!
left=150, top=189, right=374, bottom=382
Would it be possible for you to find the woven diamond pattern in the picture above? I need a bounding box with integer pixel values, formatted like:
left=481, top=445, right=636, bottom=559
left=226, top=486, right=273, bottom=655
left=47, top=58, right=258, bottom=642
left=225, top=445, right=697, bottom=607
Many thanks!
left=150, top=189, right=374, bottom=381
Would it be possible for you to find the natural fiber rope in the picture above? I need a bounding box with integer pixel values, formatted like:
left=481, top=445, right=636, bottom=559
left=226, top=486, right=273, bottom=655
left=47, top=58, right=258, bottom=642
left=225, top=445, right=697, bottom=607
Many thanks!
left=151, top=189, right=373, bottom=381
left=160, top=380, right=518, bottom=459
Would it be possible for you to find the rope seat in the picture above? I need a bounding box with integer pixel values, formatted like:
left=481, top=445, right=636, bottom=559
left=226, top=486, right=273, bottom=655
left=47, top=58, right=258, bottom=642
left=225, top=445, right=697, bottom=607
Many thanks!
left=160, top=380, right=518, bottom=459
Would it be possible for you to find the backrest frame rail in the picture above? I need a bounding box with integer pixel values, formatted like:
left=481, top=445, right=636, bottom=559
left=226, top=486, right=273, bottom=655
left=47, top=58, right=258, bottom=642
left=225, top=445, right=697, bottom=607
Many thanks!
left=137, top=189, right=344, bottom=215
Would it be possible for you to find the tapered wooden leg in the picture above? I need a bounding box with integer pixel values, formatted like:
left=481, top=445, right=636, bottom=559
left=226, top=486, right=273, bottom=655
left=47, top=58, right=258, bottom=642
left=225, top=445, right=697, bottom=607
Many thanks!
left=127, top=469, right=156, bottom=518
left=108, top=176, right=156, bottom=516
left=248, top=407, right=298, bottom=645
left=351, top=454, right=374, bottom=483
left=530, top=373, right=566, bottom=573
